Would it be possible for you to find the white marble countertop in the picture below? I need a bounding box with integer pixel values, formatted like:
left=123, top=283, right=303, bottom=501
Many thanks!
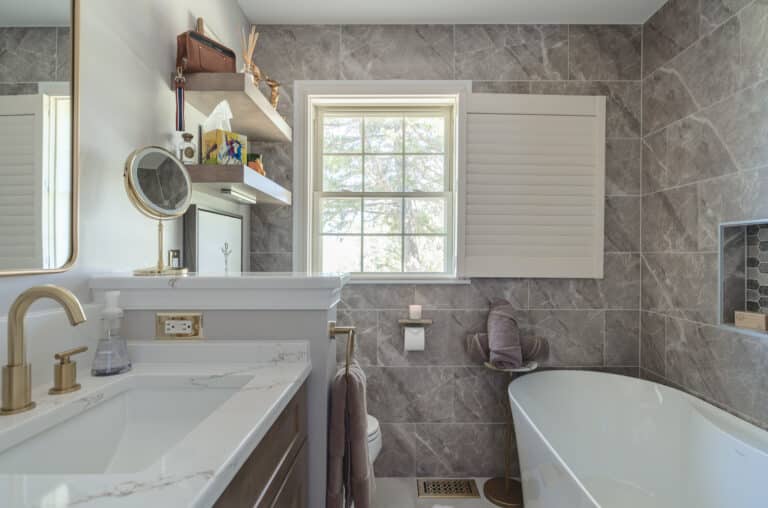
left=0, top=341, right=311, bottom=508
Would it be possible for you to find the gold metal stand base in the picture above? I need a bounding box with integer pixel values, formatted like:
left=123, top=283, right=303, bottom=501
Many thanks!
left=0, top=401, right=36, bottom=416
left=483, top=477, right=523, bottom=507
left=133, top=267, right=189, bottom=276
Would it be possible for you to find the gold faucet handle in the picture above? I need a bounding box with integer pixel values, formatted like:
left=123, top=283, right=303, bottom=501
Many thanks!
left=49, top=346, right=88, bottom=395
left=54, top=346, right=88, bottom=364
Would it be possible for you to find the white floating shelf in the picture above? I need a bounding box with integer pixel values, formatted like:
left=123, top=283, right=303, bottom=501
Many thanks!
left=186, top=164, right=291, bottom=206
left=173, top=72, right=292, bottom=142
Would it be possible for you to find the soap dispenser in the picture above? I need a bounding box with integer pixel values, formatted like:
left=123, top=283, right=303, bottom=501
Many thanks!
left=91, top=291, right=131, bottom=376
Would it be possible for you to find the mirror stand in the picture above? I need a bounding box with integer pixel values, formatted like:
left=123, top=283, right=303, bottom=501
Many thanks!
left=134, top=221, right=188, bottom=276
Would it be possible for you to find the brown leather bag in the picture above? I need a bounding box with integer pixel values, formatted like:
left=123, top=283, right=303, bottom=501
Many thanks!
left=176, top=31, right=236, bottom=74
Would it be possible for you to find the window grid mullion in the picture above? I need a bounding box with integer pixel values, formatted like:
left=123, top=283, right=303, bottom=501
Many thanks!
left=401, top=115, right=406, bottom=273
left=360, top=115, right=366, bottom=273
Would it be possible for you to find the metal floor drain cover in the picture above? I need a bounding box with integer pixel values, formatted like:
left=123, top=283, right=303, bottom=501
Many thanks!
left=417, top=478, right=480, bottom=498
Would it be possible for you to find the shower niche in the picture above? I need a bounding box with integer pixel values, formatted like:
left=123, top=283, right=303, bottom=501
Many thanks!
left=720, top=221, right=768, bottom=331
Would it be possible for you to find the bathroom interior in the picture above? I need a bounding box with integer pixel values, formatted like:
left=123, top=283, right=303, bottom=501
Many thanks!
left=0, top=0, right=766, bottom=506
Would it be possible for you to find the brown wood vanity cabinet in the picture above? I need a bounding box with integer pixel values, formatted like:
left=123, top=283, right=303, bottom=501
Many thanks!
left=214, top=383, right=308, bottom=508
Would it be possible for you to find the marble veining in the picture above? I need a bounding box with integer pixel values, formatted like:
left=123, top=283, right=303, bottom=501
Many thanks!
left=605, top=196, right=641, bottom=252
left=0, top=342, right=311, bottom=508
left=0, top=27, right=58, bottom=84
left=701, top=0, right=753, bottom=32
left=640, top=311, right=666, bottom=375
left=643, top=0, right=701, bottom=76
left=739, top=0, right=768, bottom=89
left=454, top=25, right=568, bottom=81
left=605, top=139, right=641, bottom=196
left=341, top=25, right=454, bottom=80
left=568, top=25, right=641, bottom=81
left=643, top=67, right=699, bottom=135
left=642, top=185, right=699, bottom=252
left=666, top=17, right=741, bottom=109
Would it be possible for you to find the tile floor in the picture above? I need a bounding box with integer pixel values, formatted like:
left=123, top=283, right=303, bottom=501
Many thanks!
left=372, top=478, right=496, bottom=508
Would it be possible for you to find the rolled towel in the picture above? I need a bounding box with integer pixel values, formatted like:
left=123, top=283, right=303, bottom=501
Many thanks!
left=487, top=299, right=524, bottom=368
left=466, top=299, right=549, bottom=369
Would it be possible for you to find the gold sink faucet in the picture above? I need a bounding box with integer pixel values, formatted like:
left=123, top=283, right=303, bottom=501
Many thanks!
left=1, top=285, right=87, bottom=415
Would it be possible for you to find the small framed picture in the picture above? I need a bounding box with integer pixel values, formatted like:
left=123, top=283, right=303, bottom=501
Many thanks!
left=183, top=205, right=243, bottom=273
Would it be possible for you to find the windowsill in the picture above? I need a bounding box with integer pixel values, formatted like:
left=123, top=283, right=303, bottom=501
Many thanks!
left=347, top=277, right=471, bottom=285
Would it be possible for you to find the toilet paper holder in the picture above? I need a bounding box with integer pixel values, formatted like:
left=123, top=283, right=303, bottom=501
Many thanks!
left=398, top=319, right=433, bottom=327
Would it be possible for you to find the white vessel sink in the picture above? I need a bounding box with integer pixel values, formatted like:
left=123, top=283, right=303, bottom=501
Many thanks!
left=0, top=375, right=250, bottom=474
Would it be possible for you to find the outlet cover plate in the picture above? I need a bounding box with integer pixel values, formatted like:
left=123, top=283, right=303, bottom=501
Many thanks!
left=155, top=312, right=204, bottom=340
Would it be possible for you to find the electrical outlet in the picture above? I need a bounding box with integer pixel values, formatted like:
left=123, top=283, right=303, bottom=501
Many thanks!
left=155, top=312, right=204, bottom=339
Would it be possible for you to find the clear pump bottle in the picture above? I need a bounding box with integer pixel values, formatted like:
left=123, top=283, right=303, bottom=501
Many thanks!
left=91, top=291, right=131, bottom=376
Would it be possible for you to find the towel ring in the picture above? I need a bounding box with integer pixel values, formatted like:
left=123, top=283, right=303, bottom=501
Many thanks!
left=329, top=321, right=357, bottom=376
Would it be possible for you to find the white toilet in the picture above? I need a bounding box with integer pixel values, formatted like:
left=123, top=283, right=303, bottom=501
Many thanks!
left=367, top=415, right=382, bottom=462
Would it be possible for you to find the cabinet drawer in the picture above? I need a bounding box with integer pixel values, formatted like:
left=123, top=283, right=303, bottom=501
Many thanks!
left=214, top=383, right=307, bottom=508
left=269, top=442, right=307, bottom=508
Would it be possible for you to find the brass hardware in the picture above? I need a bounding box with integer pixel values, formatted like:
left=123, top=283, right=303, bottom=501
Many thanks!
left=1, top=286, right=87, bottom=415
left=155, top=312, right=204, bottom=340
left=398, top=319, right=433, bottom=327
left=49, top=346, right=88, bottom=395
left=0, top=0, right=80, bottom=278
left=328, top=321, right=356, bottom=376
left=417, top=479, right=480, bottom=499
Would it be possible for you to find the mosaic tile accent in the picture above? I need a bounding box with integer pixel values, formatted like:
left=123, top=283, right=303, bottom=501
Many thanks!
left=745, top=224, right=768, bottom=313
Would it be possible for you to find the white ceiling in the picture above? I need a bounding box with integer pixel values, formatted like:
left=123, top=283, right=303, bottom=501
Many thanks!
left=0, top=0, right=70, bottom=27
left=238, top=0, right=667, bottom=25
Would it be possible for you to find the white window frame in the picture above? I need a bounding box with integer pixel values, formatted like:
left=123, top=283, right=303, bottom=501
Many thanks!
left=293, top=81, right=471, bottom=282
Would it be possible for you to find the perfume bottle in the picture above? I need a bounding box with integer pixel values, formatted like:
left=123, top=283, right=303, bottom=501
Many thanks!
left=175, top=132, right=198, bottom=164
left=91, top=291, right=132, bottom=376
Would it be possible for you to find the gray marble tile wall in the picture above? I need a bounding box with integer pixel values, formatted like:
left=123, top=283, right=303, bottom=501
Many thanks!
left=640, top=0, right=768, bottom=429
left=0, top=27, right=71, bottom=95
left=248, top=23, right=644, bottom=477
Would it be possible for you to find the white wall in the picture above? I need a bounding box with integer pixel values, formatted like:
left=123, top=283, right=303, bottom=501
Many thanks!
left=0, top=0, right=250, bottom=313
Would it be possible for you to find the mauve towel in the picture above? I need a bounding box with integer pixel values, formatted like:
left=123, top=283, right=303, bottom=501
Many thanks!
left=467, top=299, right=548, bottom=368
left=327, top=361, right=374, bottom=508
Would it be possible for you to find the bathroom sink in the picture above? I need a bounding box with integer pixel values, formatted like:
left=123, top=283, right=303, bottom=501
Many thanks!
left=0, top=341, right=311, bottom=508
left=0, top=374, right=250, bottom=474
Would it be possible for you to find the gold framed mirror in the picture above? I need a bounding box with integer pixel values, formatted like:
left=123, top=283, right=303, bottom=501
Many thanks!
left=123, top=146, right=192, bottom=276
left=0, top=0, right=79, bottom=276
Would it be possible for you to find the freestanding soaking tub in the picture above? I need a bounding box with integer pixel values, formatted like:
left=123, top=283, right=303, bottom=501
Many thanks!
left=509, top=370, right=768, bottom=508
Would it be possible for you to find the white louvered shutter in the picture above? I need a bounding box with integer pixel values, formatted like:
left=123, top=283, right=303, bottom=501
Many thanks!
left=460, top=93, right=606, bottom=278
left=0, top=95, right=44, bottom=269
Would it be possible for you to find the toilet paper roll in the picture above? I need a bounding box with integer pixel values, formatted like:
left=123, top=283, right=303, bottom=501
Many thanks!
left=404, top=327, right=425, bottom=352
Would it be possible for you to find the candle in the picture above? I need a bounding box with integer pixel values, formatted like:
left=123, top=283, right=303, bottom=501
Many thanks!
left=409, top=304, right=422, bottom=320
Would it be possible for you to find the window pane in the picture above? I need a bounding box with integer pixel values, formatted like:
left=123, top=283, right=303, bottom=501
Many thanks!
left=324, top=116, right=362, bottom=153
left=405, top=198, right=446, bottom=234
left=364, top=198, right=402, bottom=234
left=405, top=236, right=446, bottom=273
left=364, top=116, right=403, bottom=153
left=321, top=198, right=361, bottom=234
left=364, top=155, right=403, bottom=192
left=323, top=236, right=361, bottom=272
left=323, top=155, right=362, bottom=191
left=363, top=236, right=402, bottom=273
left=405, top=117, right=445, bottom=153
left=405, top=155, right=445, bottom=192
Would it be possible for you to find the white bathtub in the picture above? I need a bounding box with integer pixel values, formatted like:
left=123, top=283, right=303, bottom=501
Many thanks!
left=508, top=370, right=768, bottom=508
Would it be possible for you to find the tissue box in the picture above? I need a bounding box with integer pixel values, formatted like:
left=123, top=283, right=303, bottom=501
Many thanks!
left=202, top=130, right=247, bottom=165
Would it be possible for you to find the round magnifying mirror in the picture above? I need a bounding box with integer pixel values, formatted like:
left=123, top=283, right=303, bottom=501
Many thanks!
left=124, top=147, right=192, bottom=276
